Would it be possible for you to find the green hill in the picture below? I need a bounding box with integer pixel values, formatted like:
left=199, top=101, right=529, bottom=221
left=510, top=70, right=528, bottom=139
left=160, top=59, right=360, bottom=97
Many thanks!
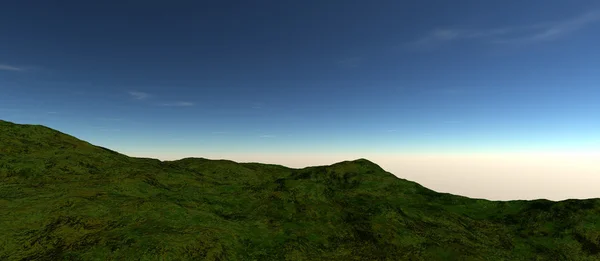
left=1, top=119, right=599, bottom=260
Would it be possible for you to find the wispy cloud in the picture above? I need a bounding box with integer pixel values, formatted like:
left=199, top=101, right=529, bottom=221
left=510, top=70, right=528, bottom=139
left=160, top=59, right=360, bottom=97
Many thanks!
left=431, top=88, right=465, bottom=95
left=337, top=57, right=362, bottom=68
left=0, top=64, right=24, bottom=72
left=98, top=128, right=121, bottom=132
left=91, top=126, right=121, bottom=132
left=259, top=134, right=276, bottom=138
left=46, top=111, right=58, bottom=114
left=442, top=120, right=463, bottom=124
left=410, top=28, right=510, bottom=47
left=97, top=117, right=124, bottom=121
left=128, top=91, right=150, bottom=100
left=410, top=10, right=600, bottom=47
left=251, top=102, right=264, bottom=109
left=494, top=10, right=600, bottom=44
left=127, top=90, right=194, bottom=107
left=160, top=101, right=195, bottom=107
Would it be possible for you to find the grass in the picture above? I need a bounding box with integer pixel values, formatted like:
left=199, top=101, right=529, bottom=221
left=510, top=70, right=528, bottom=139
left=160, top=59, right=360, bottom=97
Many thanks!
left=1, top=119, right=600, bottom=260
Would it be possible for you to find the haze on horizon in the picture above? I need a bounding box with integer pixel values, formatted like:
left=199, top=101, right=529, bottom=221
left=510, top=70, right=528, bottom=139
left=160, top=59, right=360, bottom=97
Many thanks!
left=1, top=1, right=599, bottom=201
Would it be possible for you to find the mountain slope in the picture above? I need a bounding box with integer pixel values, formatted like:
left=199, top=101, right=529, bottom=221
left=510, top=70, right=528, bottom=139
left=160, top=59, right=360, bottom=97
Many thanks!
left=1, top=120, right=599, bottom=260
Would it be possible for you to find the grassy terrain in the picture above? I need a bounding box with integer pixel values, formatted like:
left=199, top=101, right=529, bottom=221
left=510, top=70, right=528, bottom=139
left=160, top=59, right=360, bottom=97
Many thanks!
left=1, top=119, right=600, bottom=260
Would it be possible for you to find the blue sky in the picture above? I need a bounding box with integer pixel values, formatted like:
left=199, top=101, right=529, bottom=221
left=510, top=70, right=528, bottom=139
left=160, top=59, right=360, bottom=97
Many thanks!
left=1, top=1, right=599, bottom=159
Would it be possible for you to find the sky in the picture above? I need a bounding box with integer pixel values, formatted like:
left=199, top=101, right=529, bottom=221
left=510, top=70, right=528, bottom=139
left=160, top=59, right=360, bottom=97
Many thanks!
left=1, top=1, right=599, bottom=200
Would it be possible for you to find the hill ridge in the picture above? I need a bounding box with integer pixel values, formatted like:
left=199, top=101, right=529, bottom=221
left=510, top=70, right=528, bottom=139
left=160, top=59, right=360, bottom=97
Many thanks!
left=0, top=119, right=388, bottom=177
left=1, top=119, right=600, bottom=260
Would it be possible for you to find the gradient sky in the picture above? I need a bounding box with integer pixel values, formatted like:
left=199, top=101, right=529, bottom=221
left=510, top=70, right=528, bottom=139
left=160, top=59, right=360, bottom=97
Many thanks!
left=1, top=1, right=599, bottom=200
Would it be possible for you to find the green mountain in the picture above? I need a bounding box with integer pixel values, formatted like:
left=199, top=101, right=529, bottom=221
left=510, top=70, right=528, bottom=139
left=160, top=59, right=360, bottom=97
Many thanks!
left=1, top=119, right=599, bottom=260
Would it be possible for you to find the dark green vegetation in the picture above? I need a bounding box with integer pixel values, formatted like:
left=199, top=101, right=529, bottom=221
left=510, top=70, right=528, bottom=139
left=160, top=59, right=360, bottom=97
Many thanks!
left=1, top=120, right=600, bottom=260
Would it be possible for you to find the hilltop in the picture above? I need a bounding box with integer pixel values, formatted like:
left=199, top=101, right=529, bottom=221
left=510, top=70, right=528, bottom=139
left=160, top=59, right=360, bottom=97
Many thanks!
left=1, top=120, right=599, bottom=260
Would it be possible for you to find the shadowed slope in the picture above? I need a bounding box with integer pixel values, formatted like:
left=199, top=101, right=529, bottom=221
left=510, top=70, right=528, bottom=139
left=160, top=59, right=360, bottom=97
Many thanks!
left=1, top=120, right=599, bottom=260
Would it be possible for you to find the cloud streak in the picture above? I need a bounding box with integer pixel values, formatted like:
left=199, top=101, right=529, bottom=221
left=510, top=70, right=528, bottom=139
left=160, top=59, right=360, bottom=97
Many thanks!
left=127, top=91, right=194, bottom=107
left=97, top=117, right=124, bottom=121
left=251, top=102, right=264, bottom=109
left=495, top=10, right=600, bottom=44
left=0, top=64, right=23, bottom=71
left=160, top=101, right=195, bottom=107
left=128, top=91, right=150, bottom=100
left=98, top=128, right=121, bottom=132
left=337, top=57, right=362, bottom=68
left=411, top=10, right=600, bottom=47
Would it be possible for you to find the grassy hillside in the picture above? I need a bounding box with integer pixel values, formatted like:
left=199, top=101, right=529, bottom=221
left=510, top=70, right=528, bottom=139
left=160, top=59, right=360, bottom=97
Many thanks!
left=1, top=119, right=599, bottom=260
